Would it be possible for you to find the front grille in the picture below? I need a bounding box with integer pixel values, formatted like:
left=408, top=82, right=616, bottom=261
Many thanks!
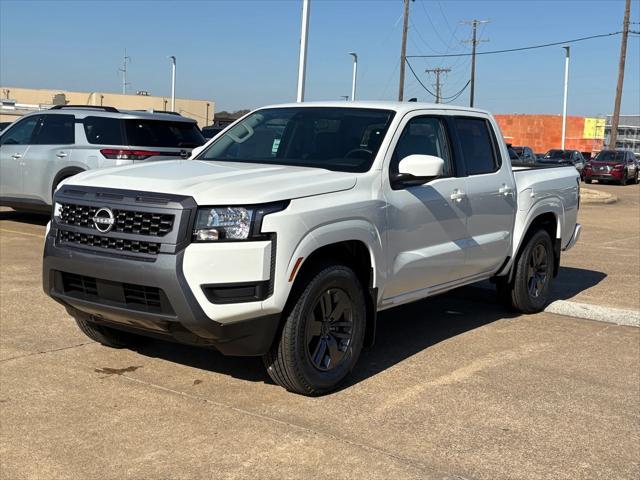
left=123, top=284, right=162, bottom=310
left=59, top=203, right=174, bottom=237
left=58, top=229, right=160, bottom=255
left=58, top=272, right=173, bottom=315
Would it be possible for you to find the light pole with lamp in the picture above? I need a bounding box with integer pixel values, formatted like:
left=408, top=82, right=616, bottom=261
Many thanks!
left=348, top=52, right=358, bottom=101
left=561, top=46, right=570, bottom=149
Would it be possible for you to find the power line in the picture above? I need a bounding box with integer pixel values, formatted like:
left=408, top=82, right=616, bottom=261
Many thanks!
left=407, top=31, right=626, bottom=58
left=405, top=58, right=469, bottom=102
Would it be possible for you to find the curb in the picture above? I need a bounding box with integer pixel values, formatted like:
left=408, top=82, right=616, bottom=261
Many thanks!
left=544, top=300, right=639, bottom=327
left=581, top=187, right=618, bottom=205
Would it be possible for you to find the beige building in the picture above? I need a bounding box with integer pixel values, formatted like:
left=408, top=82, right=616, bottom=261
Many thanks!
left=0, top=86, right=215, bottom=127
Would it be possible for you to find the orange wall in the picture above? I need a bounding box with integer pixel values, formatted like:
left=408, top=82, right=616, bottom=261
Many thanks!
left=495, top=114, right=604, bottom=154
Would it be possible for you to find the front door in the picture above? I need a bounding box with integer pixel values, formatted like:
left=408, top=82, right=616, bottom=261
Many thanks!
left=382, top=113, right=469, bottom=302
left=22, top=114, right=76, bottom=204
left=0, top=116, right=39, bottom=198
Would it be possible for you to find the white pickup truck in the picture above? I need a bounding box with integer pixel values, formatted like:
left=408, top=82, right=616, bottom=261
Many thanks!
left=43, top=102, right=581, bottom=395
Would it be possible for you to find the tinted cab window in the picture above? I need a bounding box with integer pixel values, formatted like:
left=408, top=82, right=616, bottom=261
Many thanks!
left=455, top=117, right=499, bottom=175
left=391, top=116, right=453, bottom=176
left=32, top=114, right=75, bottom=145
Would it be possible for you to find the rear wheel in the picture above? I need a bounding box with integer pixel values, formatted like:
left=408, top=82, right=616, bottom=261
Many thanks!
left=75, top=317, right=147, bottom=348
left=635, top=170, right=639, bottom=184
left=263, top=263, right=366, bottom=396
left=504, top=229, right=554, bottom=314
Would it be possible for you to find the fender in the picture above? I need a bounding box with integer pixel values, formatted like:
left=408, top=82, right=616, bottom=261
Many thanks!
left=283, top=218, right=384, bottom=301
left=498, top=194, right=564, bottom=278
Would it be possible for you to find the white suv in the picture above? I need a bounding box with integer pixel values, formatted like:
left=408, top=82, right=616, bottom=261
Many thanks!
left=43, top=102, right=581, bottom=395
left=0, top=106, right=204, bottom=212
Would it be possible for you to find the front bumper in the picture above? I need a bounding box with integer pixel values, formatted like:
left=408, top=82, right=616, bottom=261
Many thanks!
left=43, top=186, right=281, bottom=356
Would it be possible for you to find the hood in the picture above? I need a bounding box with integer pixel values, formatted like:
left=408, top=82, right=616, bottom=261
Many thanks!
left=65, top=160, right=357, bottom=204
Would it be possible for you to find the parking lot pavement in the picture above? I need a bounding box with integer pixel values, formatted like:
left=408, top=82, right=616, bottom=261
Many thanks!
left=559, top=182, right=639, bottom=311
left=1, top=205, right=639, bottom=480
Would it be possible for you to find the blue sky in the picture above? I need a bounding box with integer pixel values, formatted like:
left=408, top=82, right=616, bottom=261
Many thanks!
left=1, top=0, right=638, bottom=116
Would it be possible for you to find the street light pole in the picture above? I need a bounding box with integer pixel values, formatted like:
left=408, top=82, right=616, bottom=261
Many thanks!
left=349, top=52, right=358, bottom=101
left=561, top=46, right=570, bottom=150
left=169, top=55, right=176, bottom=112
left=296, top=0, right=311, bottom=102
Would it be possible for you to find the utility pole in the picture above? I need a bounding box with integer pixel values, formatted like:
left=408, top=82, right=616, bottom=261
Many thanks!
left=462, top=19, right=489, bottom=107
left=561, top=46, right=570, bottom=149
left=119, top=49, right=131, bottom=94
left=296, top=0, right=311, bottom=102
left=398, top=0, right=412, bottom=101
left=609, top=0, right=631, bottom=149
left=425, top=67, right=451, bottom=103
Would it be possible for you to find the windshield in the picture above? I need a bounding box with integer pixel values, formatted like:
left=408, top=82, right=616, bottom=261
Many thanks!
left=594, top=151, right=626, bottom=163
left=544, top=150, right=572, bottom=160
left=198, top=107, right=396, bottom=172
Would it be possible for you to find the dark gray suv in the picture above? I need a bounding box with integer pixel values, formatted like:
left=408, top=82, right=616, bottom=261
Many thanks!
left=0, top=106, right=204, bottom=212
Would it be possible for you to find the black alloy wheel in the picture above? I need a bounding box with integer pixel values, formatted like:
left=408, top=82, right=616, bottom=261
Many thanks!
left=305, top=288, right=354, bottom=371
left=527, top=244, right=549, bottom=299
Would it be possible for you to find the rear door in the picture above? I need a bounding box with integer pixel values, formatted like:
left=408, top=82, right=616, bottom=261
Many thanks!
left=454, top=115, right=516, bottom=277
left=22, top=114, right=75, bottom=204
left=0, top=115, right=39, bottom=198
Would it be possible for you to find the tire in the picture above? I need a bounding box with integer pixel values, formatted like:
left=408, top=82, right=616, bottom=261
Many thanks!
left=584, top=178, right=592, bottom=184
left=75, top=317, right=147, bottom=348
left=263, top=263, right=366, bottom=396
left=506, top=229, right=554, bottom=314
left=619, top=170, right=627, bottom=186
left=635, top=170, right=639, bottom=184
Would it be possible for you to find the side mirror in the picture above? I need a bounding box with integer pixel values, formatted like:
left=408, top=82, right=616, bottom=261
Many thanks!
left=391, top=154, right=445, bottom=189
left=189, top=145, right=205, bottom=159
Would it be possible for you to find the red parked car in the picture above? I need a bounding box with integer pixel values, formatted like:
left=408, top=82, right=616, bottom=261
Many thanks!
left=582, top=150, right=639, bottom=185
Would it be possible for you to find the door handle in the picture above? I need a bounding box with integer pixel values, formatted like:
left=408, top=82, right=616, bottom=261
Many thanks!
left=11, top=153, right=22, bottom=159
left=499, top=185, right=514, bottom=196
left=450, top=190, right=466, bottom=202
left=56, top=152, right=68, bottom=158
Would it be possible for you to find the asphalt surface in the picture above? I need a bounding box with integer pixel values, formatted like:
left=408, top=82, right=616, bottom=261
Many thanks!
left=0, top=185, right=639, bottom=480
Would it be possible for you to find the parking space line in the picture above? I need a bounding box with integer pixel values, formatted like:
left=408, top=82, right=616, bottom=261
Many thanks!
left=0, top=228, right=43, bottom=239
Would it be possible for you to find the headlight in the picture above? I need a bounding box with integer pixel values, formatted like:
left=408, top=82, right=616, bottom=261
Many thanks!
left=194, top=207, right=253, bottom=241
left=192, top=202, right=290, bottom=242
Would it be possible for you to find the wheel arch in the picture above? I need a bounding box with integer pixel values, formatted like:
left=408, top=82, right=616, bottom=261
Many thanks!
left=508, top=209, right=562, bottom=281
left=284, top=223, right=382, bottom=348
left=51, top=167, right=85, bottom=202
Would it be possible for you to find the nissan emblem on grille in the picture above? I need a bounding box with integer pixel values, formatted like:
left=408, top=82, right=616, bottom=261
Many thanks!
left=93, top=208, right=115, bottom=233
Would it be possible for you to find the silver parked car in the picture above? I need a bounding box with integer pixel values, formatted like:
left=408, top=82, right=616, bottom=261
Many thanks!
left=0, top=106, right=205, bottom=212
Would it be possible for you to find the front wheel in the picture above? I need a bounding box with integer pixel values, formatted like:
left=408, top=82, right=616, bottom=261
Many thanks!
left=619, top=171, right=627, bottom=186
left=504, top=229, right=554, bottom=314
left=263, top=263, right=366, bottom=396
left=584, top=178, right=592, bottom=184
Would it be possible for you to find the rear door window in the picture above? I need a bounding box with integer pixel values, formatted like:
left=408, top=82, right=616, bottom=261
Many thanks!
left=455, top=117, right=499, bottom=175
left=31, top=115, right=75, bottom=145
left=83, top=116, right=125, bottom=145
left=123, top=120, right=205, bottom=148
